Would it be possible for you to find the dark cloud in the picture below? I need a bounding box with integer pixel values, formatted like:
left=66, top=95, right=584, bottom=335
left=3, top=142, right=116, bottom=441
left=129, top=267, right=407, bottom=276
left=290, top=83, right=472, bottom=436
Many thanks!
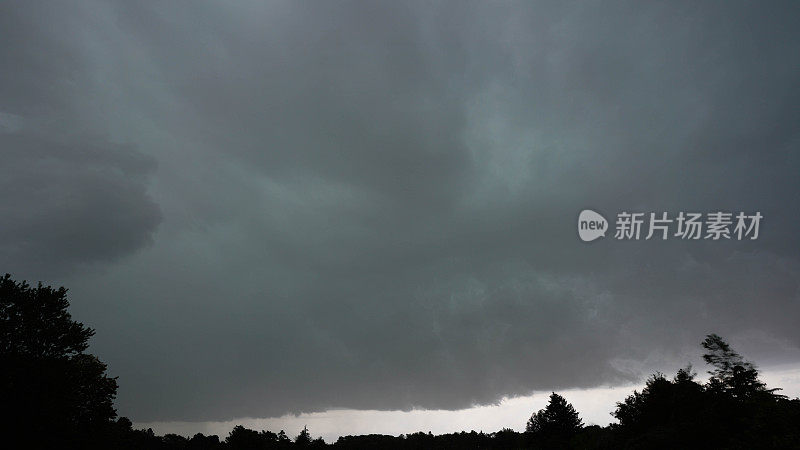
left=0, top=132, right=162, bottom=275
left=0, top=1, right=162, bottom=275
left=2, top=1, right=799, bottom=421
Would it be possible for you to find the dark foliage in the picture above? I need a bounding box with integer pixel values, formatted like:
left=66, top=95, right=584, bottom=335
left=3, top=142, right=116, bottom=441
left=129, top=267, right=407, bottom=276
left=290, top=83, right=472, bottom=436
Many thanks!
left=526, top=392, right=583, bottom=448
left=2, top=273, right=799, bottom=449
left=604, top=336, right=800, bottom=450
left=0, top=274, right=118, bottom=449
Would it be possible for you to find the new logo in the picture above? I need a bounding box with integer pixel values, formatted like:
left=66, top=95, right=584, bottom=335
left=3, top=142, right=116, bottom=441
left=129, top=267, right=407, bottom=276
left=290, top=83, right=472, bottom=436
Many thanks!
left=578, top=209, right=608, bottom=242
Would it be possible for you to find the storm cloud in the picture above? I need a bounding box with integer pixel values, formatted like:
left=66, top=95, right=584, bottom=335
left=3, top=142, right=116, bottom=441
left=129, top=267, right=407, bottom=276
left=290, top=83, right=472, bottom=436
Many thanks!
left=1, top=1, right=799, bottom=421
left=0, top=132, right=161, bottom=274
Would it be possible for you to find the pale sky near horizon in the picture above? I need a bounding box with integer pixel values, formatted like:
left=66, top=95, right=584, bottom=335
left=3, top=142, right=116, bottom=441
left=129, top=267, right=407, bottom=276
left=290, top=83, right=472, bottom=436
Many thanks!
left=2, top=0, right=799, bottom=433
left=138, top=364, right=800, bottom=443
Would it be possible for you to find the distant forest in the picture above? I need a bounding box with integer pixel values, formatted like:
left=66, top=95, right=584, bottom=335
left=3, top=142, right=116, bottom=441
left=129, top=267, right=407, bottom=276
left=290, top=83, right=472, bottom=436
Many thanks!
left=2, top=274, right=799, bottom=449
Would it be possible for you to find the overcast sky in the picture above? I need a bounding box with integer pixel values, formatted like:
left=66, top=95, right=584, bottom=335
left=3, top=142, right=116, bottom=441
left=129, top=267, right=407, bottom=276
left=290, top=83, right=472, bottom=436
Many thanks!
left=2, top=0, right=799, bottom=431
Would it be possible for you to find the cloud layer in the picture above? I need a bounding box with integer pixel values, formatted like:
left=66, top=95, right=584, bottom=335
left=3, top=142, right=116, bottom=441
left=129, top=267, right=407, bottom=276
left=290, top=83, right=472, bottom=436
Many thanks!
left=1, top=1, right=799, bottom=421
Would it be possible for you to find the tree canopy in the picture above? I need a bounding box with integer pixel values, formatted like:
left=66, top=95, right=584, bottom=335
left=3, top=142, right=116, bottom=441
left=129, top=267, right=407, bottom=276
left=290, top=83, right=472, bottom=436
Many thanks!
left=702, top=333, right=778, bottom=399
left=526, top=392, right=583, bottom=448
left=0, top=274, right=118, bottom=448
left=527, top=392, right=583, bottom=435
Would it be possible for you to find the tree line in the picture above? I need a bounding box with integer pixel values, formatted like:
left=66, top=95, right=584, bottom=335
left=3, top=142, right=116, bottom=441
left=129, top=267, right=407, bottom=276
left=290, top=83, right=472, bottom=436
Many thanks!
left=2, top=274, right=799, bottom=449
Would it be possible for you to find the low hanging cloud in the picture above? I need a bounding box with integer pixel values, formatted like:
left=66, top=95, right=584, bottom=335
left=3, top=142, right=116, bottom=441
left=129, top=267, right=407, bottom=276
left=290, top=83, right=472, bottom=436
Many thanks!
left=1, top=1, right=799, bottom=422
left=0, top=132, right=161, bottom=275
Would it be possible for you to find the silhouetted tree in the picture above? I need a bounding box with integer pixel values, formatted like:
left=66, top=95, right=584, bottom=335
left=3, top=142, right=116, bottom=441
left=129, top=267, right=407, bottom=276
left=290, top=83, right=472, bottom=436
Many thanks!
left=296, top=425, right=312, bottom=447
left=526, top=392, right=583, bottom=448
left=0, top=274, right=118, bottom=448
left=188, top=432, right=223, bottom=450
left=226, top=425, right=261, bottom=449
left=610, top=334, right=800, bottom=449
left=527, top=392, right=583, bottom=434
left=612, top=370, right=708, bottom=447
left=275, top=429, right=293, bottom=448
left=702, top=333, right=776, bottom=399
left=163, top=433, right=190, bottom=448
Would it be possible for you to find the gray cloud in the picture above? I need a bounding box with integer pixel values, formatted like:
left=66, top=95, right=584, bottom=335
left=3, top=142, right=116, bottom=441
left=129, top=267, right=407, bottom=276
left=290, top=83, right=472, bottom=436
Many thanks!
left=2, top=0, right=799, bottom=421
left=0, top=132, right=161, bottom=275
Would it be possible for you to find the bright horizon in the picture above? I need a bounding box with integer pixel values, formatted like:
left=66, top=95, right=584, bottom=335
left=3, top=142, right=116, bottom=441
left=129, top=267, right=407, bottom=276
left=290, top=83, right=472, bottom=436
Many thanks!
left=137, top=364, right=800, bottom=442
